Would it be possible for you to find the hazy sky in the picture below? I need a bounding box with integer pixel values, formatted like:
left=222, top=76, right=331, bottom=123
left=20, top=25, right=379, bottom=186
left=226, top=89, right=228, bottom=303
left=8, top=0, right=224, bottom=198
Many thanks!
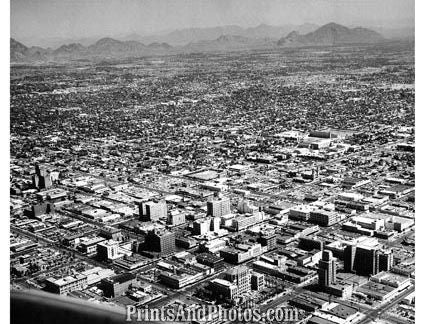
left=11, top=0, right=414, bottom=41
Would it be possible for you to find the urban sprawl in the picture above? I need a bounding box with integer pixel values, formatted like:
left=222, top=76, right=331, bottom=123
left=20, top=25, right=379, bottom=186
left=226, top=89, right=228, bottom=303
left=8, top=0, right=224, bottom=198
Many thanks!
left=10, top=41, right=414, bottom=324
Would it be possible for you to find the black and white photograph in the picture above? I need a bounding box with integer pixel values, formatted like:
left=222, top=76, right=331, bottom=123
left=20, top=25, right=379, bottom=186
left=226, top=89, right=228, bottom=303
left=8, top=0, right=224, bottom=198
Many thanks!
left=9, top=1, right=417, bottom=323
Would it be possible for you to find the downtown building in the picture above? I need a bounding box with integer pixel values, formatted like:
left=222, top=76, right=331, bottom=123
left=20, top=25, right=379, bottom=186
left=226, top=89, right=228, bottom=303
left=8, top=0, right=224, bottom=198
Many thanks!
left=343, top=237, right=394, bottom=276
left=139, top=200, right=167, bottom=222
left=144, top=229, right=176, bottom=256
left=210, top=265, right=252, bottom=301
left=207, top=197, right=231, bottom=217
left=318, top=250, right=336, bottom=288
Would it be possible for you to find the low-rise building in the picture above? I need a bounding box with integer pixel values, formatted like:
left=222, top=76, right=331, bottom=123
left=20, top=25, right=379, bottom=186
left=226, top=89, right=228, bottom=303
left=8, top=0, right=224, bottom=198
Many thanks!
left=220, top=242, right=264, bottom=264
left=45, top=274, right=88, bottom=295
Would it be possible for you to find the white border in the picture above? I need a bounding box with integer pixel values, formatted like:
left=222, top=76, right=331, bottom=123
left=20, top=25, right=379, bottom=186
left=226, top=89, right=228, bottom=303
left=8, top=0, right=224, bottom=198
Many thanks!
left=415, top=0, right=422, bottom=322
left=4, top=1, right=419, bottom=323
left=2, top=0, right=10, bottom=321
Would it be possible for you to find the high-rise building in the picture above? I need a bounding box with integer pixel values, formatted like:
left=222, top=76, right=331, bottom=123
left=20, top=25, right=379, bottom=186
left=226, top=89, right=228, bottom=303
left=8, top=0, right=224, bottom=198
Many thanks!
left=224, top=265, right=251, bottom=295
left=251, top=272, right=265, bottom=291
left=210, top=266, right=261, bottom=302
left=97, top=240, right=119, bottom=261
left=237, top=200, right=259, bottom=214
left=33, top=164, right=53, bottom=189
left=139, top=201, right=167, bottom=221
left=35, top=164, right=48, bottom=177
left=377, top=250, right=394, bottom=272
left=167, top=212, right=186, bottom=226
left=318, top=251, right=336, bottom=288
left=101, top=273, right=137, bottom=298
left=193, top=218, right=211, bottom=235
left=207, top=197, right=231, bottom=217
left=257, top=229, right=277, bottom=251
left=31, top=202, right=55, bottom=218
left=230, top=212, right=262, bottom=231
left=344, top=245, right=377, bottom=275
left=144, top=229, right=175, bottom=255
left=210, top=217, right=221, bottom=232
left=343, top=238, right=393, bottom=276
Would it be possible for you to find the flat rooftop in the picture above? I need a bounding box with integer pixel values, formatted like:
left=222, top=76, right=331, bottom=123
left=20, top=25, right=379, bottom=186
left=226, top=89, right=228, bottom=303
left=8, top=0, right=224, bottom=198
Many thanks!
left=327, top=304, right=358, bottom=319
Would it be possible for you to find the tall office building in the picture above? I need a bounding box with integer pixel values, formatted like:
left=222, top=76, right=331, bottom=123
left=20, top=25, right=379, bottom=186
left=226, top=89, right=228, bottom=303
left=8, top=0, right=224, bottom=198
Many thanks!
left=167, top=212, right=186, bottom=226
left=35, top=164, right=48, bottom=177
left=207, top=197, right=231, bottom=217
left=318, top=250, right=336, bottom=288
left=210, top=217, right=221, bottom=232
left=224, top=265, right=251, bottom=295
left=33, top=164, right=53, bottom=189
left=377, top=250, right=394, bottom=272
left=344, top=239, right=393, bottom=276
left=193, top=217, right=221, bottom=235
left=251, top=272, right=265, bottom=291
left=343, top=244, right=357, bottom=274
left=97, top=240, right=119, bottom=261
left=237, top=200, right=259, bottom=214
left=257, top=229, right=277, bottom=251
left=144, top=229, right=176, bottom=255
left=139, top=201, right=167, bottom=221
left=344, top=244, right=377, bottom=275
left=193, top=218, right=211, bottom=235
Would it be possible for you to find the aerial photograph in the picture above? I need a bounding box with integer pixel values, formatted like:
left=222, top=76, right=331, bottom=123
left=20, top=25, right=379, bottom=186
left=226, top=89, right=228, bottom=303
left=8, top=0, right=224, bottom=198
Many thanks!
left=9, top=0, right=415, bottom=323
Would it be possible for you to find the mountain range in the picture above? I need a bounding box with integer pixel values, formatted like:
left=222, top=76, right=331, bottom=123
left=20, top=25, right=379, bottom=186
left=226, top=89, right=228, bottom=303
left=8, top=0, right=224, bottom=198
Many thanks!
left=132, top=23, right=320, bottom=46
left=11, top=23, right=388, bottom=62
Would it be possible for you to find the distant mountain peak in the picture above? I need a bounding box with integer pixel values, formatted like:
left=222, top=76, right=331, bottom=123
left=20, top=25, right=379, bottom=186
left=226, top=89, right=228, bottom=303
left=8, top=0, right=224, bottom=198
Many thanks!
left=56, top=43, right=84, bottom=50
left=10, top=38, right=29, bottom=61
left=53, top=43, right=85, bottom=57
left=96, top=37, right=120, bottom=44
left=320, top=22, right=345, bottom=29
left=278, top=22, right=384, bottom=46
left=315, top=22, right=350, bottom=34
